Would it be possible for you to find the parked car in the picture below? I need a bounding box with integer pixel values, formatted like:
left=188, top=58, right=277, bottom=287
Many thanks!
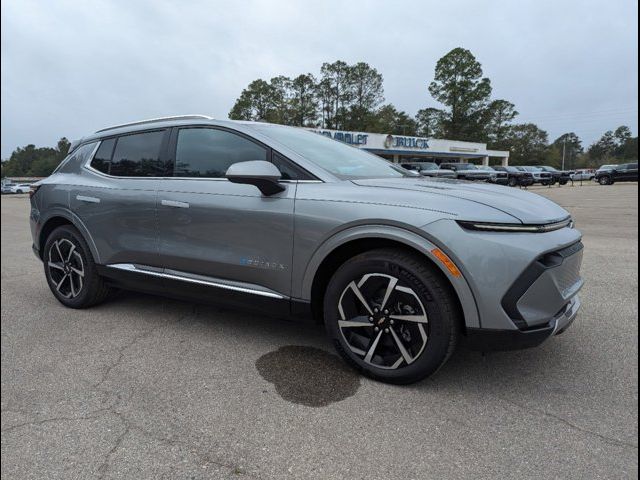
left=596, top=164, right=617, bottom=173
left=1, top=183, right=15, bottom=193
left=29, top=116, right=584, bottom=384
left=538, top=166, right=572, bottom=185
left=439, top=163, right=501, bottom=182
left=8, top=183, right=32, bottom=194
left=516, top=166, right=553, bottom=185
left=493, top=166, right=535, bottom=187
left=400, top=162, right=456, bottom=179
left=570, top=169, right=595, bottom=182
left=485, top=166, right=509, bottom=185
left=595, top=162, right=638, bottom=185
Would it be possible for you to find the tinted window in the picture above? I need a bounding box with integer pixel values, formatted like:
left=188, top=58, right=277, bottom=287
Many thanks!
left=272, top=152, right=312, bottom=180
left=175, top=128, right=267, bottom=178
left=55, top=142, right=98, bottom=174
left=90, top=139, right=115, bottom=174
left=110, top=131, right=166, bottom=177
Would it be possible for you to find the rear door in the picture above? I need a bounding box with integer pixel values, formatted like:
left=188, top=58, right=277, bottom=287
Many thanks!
left=72, top=129, right=169, bottom=267
left=156, top=126, right=298, bottom=299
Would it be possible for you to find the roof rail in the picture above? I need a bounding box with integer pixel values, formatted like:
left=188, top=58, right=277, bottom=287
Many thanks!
left=95, top=114, right=214, bottom=133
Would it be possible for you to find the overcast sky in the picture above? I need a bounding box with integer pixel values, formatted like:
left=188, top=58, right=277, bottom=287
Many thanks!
left=1, top=0, right=638, bottom=158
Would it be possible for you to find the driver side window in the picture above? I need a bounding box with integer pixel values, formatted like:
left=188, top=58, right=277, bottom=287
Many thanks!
left=174, top=128, right=267, bottom=178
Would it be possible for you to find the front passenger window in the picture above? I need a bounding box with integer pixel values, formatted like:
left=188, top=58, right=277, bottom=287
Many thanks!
left=174, top=128, right=267, bottom=178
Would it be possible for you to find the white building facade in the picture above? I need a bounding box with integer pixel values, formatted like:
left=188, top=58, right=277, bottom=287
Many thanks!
left=308, top=128, right=509, bottom=166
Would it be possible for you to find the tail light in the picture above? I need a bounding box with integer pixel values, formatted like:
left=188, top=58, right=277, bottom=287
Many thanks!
left=29, top=184, right=40, bottom=198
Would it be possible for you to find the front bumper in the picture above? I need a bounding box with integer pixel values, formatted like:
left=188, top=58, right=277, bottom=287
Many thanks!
left=422, top=219, right=584, bottom=335
left=464, top=295, right=580, bottom=351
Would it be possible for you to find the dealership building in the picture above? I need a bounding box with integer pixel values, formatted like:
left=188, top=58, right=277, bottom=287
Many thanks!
left=310, top=128, right=510, bottom=166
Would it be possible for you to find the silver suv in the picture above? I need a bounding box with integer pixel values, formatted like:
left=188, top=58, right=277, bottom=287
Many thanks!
left=29, top=115, right=584, bottom=384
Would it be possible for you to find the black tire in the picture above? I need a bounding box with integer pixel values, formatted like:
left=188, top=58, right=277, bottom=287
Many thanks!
left=323, top=248, right=460, bottom=384
left=43, top=225, right=111, bottom=308
left=541, top=180, right=550, bottom=186
left=559, top=179, right=569, bottom=186
left=16, top=189, right=24, bottom=194
left=508, top=177, right=519, bottom=187
left=598, top=176, right=612, bottom=186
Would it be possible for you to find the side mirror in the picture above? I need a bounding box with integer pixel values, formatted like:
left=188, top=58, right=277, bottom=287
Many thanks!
left=226, top=160, right=284, bottom=196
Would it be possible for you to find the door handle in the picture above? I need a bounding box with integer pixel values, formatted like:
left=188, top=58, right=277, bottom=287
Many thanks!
left=161, top=199, right=190, bottom=209
left=76, top=195, right=100, bottom=204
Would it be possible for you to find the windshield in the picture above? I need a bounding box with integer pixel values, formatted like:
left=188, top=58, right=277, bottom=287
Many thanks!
left=250, top=124, right=407, bottom=179
left=455, top=164, right=476, bottom=170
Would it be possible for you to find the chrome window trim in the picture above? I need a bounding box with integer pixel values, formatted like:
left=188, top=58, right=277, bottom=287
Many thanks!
left=83, top=140, right=324, bottom=183
left=106, top=263, right=285, bottom=299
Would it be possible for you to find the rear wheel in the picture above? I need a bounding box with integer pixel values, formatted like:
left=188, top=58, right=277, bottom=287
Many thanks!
left=323, top=249, right=460, bottom=384
left=43, top=225, right=111, bottom=308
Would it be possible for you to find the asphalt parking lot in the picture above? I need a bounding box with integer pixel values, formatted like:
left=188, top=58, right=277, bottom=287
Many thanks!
left=1, top=184, right=638, bottom=479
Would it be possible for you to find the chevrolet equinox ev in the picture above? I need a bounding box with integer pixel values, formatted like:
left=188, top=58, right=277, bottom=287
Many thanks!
left=29, top=115, right=584, bottom=384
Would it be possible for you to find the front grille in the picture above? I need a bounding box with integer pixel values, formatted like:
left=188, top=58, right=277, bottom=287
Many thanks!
left=502, top=241, right=584, bottom=329
left=554, top=250, right=583, bottom=296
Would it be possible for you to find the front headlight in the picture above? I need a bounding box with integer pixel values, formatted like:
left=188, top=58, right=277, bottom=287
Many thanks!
left=457, top=217, right=573, bottom=233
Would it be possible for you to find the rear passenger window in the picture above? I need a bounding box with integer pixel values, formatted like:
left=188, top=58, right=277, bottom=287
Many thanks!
left=90, top=139, right=115, bottom=174
left=174, top=128, right=267, bottom=178
left=110, top=131, right=166, bottom=177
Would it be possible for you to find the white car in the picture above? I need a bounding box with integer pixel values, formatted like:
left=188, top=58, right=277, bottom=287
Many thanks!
left=9, top=183, right=32, bottom=194
left=570, top=169, right=595, bottom=182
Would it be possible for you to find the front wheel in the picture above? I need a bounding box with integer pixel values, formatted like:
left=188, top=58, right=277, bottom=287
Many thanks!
left=323, top=249, right=460, bottom=384
left=508, top=177, right=519, bottom=187
left=43, top=225, right=112, bottom=308
left=599, top=176, right=612, bottom=186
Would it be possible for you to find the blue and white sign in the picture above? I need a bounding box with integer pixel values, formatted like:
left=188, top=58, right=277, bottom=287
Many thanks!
left=313, top=129, right=369, bottom=146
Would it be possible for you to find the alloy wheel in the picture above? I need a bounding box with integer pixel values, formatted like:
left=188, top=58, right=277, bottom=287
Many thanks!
left=337, top=273, right=429, bottom=370
left=48, top=238, right=85, bottom=298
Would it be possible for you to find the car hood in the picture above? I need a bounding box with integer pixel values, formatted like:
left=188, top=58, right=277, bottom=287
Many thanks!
left=351, top=177, right=570, bottom=224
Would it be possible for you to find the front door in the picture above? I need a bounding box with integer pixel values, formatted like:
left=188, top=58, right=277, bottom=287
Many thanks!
left=157, top=127, right=296, bottom=299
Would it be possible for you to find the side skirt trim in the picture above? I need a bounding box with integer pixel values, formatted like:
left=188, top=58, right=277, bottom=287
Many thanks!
left=105, top=263, right=285, bottom=299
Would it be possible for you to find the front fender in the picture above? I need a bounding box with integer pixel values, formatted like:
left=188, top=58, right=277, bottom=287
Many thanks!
left=297, top=224, right=481, bottom=329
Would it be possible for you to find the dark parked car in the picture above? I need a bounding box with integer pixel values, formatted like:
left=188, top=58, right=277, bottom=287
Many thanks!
left=400, top=162, right=456, bottom=179
left=595, top=162, right=638, bottom=185
left=492, top=166, right=535, bottom=187
left=538, top=166, right=571, bottom=185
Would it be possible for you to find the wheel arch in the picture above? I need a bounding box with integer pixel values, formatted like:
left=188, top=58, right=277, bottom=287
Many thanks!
left=303, top=226, right=480, bottom=329
left=38, top=211, right=101, bottom=264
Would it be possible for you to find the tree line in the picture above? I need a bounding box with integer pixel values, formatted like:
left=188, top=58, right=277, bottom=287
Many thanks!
left=1, top=138, right=70, bottom=178
left=229, top=48, right=637, bottom=168
left=2, top=48, right=637, bottom=177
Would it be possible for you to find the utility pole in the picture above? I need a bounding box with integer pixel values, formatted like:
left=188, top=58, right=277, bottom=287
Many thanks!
left=561, top=137, right=566, bottom=171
